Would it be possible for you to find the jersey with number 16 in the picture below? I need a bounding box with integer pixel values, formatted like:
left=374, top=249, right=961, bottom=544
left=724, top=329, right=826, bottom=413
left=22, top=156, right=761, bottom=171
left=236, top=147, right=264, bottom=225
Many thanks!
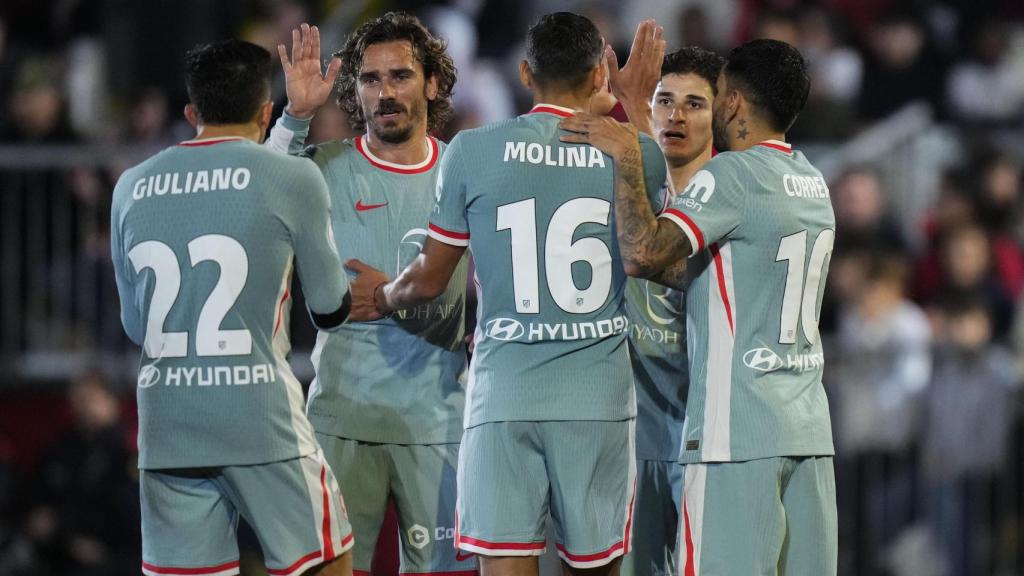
left=428, top=105, right=667, bottom=427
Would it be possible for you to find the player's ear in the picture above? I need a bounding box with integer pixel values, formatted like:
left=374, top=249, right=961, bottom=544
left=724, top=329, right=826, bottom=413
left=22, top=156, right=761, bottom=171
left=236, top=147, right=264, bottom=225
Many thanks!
left=519, top=60, right=533, bottom=90
left=425, top=73, right=439, bottom=102
left=592, top=58, right=607, bottom=95
left=727, top=88, right=743, bottom=120
left=258, top=101, right=273, bottom=130
left=184, top=104, right=200, bottom=129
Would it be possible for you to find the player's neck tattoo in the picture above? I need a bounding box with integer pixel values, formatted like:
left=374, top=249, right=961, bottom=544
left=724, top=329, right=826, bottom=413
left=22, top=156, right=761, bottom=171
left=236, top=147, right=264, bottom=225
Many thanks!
left=737, top=118, right=749, bottom=141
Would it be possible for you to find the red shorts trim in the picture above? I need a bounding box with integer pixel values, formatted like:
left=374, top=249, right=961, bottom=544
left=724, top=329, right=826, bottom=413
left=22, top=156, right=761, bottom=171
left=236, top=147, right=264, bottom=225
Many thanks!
left=142, top=560, right=240, bottom=576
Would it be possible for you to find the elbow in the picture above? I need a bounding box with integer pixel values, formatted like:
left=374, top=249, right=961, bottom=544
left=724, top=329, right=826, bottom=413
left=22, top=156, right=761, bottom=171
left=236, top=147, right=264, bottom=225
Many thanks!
left=622, top=260, right=646, bottom=278
left=622, top=259, right=657, bottom=279
left=311, top=293, right=351, bottom=332
left=421, top=278, right=448, bottom=302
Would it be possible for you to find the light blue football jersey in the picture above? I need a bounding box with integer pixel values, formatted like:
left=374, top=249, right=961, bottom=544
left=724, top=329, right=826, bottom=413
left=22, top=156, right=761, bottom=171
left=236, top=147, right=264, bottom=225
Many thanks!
left=429, top=104, right=668, bottom=427
left=659, top=140, right=836, bottom=464
left=111, top=136, right=348, bottom=469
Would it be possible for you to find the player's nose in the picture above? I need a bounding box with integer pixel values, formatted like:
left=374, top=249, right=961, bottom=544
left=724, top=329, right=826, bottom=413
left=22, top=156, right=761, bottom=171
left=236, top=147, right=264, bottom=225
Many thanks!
left=379, top=79, right=398, bottom=99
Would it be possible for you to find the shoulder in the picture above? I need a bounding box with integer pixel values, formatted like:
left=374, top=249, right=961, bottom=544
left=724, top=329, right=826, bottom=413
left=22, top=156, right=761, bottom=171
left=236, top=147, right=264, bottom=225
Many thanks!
left=704, top=150, right=747, bottom=173
left=112, top=147, right=171, bottom=201
left=299, top=139, right=356, bottom=168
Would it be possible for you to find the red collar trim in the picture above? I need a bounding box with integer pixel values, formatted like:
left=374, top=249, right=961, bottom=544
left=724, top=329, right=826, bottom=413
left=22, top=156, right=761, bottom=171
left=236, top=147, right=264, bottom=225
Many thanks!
left=528, top=104, right=575, bottom=118
left=178, top=137, right=244, bottom=147
left=756, top=140, right=792, bottom=153
left=355, top=136, right=438, bottom=174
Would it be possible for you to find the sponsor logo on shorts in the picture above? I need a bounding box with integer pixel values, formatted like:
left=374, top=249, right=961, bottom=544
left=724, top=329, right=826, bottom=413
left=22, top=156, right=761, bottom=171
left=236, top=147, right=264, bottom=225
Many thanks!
left=408, top=524, right=430, bottom=550
left=743, top=348, right=824, bottom=373
left=406, top=524, right=457, bottom=550
left=485, top=316, right=629, bottom=342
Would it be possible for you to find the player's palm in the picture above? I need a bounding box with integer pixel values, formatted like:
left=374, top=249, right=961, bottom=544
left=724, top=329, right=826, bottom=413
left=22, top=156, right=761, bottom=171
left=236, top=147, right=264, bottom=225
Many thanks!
left=278, top=23, right=342, bottom=119
left=608, top=20, right=665, bottom=106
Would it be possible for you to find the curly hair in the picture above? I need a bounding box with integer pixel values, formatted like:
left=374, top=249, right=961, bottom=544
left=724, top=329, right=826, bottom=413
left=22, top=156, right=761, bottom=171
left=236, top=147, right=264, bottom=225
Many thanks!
left=334, top=12, right=456, bottom=132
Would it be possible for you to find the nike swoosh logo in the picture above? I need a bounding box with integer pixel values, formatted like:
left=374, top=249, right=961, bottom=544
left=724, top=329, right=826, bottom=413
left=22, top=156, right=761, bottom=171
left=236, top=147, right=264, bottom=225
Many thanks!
left=355, top=200, right=388, bottom=212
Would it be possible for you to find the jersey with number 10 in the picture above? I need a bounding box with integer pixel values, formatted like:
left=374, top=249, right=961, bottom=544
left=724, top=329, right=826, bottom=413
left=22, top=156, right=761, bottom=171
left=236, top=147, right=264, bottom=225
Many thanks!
left=111, top=138, right=348, bottom=470
left=660, top=140, right=835, bottom=464
left=429, top=104, right=667, bottom=427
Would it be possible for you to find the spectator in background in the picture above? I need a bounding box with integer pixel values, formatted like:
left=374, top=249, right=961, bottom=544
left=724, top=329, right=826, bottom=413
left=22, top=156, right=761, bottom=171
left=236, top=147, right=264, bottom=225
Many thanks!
left=423, top=6, right=514, bottom=136
left=832, top=167, right=906, bottom=253
left=946, top=17, right=1024, bottom=126
left=1, top=56, right=76, bottom=143
left=971, top=150, right=1024, bottom=298
left=789, top=5, right=861, bottom=140
left=24, top=368, right=139, bottom=576
left=925, top=224, right=1017, bottom=341
left=913, top=167, right=975, bottom=300
left=619, top=0, right=738, bottom=53
left=923, top=294, right=1019, bottom=576
left=858, top=7, right=947, bottom=121
left=831, top=252, right=931, bottom=576
left=751, top=7, right=800, bottom=46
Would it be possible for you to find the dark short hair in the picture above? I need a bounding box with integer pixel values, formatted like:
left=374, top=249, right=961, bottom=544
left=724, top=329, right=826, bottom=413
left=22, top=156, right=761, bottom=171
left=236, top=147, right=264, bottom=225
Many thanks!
left=661, top=47, right=725, bottom=95
left=184, top=40, right=271, bottom=125
left=526, top=12, right=603, bottom=91
left=724, top=39, right=809, bottom=132
left=335, top=11, right=456, bottom=132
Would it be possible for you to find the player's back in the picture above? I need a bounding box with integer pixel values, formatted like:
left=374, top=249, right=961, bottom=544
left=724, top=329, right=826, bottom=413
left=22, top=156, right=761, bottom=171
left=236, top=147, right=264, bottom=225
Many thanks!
left=673, top=141, right=835, bottom=463
left=429, top=105, right=666, bottom=426
left=111, top=137, right=343, bottom=469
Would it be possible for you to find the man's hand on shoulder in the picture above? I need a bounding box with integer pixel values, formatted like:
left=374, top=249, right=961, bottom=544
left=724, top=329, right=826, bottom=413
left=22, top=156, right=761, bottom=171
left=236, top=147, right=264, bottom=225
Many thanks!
left=558, top=112, right=640, bottom=161
left=278, top=23, right=341, bottom=119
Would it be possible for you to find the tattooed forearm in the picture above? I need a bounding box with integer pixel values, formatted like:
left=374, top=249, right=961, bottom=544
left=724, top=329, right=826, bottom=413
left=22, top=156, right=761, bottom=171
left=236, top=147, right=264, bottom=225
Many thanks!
left=649, top=256, right=689, bottom=290
left=613, top=144, right=691, bottom=277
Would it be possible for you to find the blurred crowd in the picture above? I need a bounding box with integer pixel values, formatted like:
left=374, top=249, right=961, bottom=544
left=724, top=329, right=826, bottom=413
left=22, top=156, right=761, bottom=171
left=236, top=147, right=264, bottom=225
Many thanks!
left=1, top=0, right=1024, bottom=575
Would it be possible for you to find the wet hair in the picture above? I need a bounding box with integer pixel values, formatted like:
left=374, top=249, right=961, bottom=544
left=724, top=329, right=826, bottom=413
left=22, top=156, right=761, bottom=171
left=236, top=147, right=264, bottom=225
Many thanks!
left=526, top=12, right=603, bottom=91
left=723, top=39, right=809, bottom=132
left=184, top=40, right=271, bottom=124
left=661, top=47, right=725, bottom=95
left=335, top=11, right=456, bottom=131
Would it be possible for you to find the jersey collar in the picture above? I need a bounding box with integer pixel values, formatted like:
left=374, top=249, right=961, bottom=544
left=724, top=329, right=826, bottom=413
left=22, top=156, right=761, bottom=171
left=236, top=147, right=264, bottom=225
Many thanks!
left=355, top=135, right=438, bottom=174
left=756, top=140, right=793, bottom=154
left=178, top=137, right=244, bottom=147
left=527, top=103, right=576, bottom=118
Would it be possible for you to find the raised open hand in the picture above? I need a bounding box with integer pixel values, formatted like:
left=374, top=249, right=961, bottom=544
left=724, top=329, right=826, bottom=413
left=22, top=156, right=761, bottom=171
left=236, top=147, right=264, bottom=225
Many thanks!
left=277, top=23, right=342, bottom=119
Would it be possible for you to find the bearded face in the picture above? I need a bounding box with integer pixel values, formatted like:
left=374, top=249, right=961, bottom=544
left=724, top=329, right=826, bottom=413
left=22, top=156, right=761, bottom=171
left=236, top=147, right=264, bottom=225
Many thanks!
left=356, top=40, right=434, bottom=144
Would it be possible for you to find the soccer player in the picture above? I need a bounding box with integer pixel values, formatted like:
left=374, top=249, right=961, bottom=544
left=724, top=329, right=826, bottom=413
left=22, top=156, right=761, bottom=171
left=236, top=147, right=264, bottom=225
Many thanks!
left=561, top=39, right=838, bottom=575
left=611, top=42, right=725, bottom=576
left=345, top=12, right=668, bottom=576
left=110, top=40, right=354, bottom=576
left=270, top=13, right=476, bottom=576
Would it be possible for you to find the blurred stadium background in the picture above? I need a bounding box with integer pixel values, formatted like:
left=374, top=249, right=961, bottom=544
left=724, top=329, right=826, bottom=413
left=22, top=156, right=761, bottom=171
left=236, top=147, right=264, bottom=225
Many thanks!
left=0, top=0, right=1023, bottom=575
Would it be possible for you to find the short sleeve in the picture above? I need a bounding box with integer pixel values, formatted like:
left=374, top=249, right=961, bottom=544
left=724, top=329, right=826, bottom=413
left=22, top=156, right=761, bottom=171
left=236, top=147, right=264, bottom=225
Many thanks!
left=288, top=161, right=350, bottom=318
left=427, top=133, right=470, bottom=247
left=659, top=153, right=745, bottom=256
left=638, top=133, right=669, bottom=213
